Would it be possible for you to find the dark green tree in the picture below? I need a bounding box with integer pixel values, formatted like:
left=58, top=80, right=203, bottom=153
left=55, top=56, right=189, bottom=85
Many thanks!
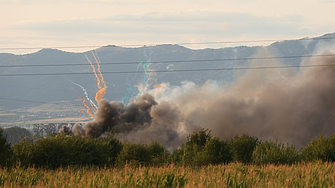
left=200, top=137, right=232, bottom=165
left=252, top=140, right=299, bottom=165
left=173, top=129, right=232, bottom=165
left=301, top=134, right=335, bottom=162
left=230, top=134, right=259, bottom=163
left=147, top=142, right=170, bottom=165
left=0, top=128, right=13, bottom=166
left=13, top=135, right=122, bottom=168
left=116, top=143, right=151, bottom=166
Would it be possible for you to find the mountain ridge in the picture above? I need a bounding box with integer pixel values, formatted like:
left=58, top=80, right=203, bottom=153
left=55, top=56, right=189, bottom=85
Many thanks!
left=1, top=33, right=335, bottom=110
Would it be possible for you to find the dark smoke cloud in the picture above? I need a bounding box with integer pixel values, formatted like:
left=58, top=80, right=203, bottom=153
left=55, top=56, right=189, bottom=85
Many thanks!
left=70, top=52, right=335, bottom=149
left=173, top=52, right=335, bottom=148
left=73, top=123, right=85, bottom=136
left=72, top=93, right=157, bottom=138
left=59, top=125, right=72, bottom=135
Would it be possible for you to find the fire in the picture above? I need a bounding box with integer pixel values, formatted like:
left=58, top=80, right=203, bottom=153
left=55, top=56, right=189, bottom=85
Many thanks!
left=92, top=52, right=107, bottom=102
left=85, top=53, right=106, bottom=104
left=77, top=95, right=94, bottom=117
left=89, top=101, right=96, bottom=113
left=77, top=52, right=107, bottom=117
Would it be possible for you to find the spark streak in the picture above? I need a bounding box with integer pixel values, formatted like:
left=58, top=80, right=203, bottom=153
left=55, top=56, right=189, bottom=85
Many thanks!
left=92, top=51, right=107, bottom=102
left=69, top=79, right=97, bottom=110
left=85, top=54, right=103, bottom=103
left=77, top=95, right=94, bottom=117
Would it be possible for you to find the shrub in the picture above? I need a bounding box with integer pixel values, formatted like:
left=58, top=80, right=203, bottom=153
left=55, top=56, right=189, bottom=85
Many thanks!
left=0, top=128, right=12, bottom=166
left=13, top=135, right=122, bottom=168
left=175, top=129, right=212, bottom=165
left=200, top=137, right=232, bottom=165
left=116, top=143, right=151, bottom=166
left=12, top=138, right=32, bottom=167
left=174, top=129, right=232, bottom=165
left=230, top=134, right=259, bottom=163
left=147, top=142, right=170, bottom=165
left=252, top=140, right=299, bottom=165
left=301, top=134, right=335, bottom=162
left=185, top=129, right=211, bottom=148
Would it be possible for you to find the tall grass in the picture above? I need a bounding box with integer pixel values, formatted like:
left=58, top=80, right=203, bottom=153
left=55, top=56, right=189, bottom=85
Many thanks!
left=0, top=161, right=334, bottom=187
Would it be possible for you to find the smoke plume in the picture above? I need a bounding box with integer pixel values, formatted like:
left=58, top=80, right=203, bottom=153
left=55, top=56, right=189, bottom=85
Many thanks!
left=71, top=52, right=335, bottom=149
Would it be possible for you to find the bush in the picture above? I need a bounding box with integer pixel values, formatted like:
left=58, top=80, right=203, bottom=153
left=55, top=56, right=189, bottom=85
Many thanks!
left=116, top=143, right=151, bottom=166
left=13, top=135, right=122, bottom=168
left=174, top=129, right=232, bottom=165
left=252, top=140, right=299, bottom=165
left=12, top=138, right=32, bottom=167
left=301, top=134, right=335, bottom=162
left=230, top=134, right=259, bottom=163
left=200, top=137, right=232, bottom=165
left=0, top=128, right=13, bottom=166
left=174, top=129, right=212, bottom=165
left=147, top=142, right=170, bottom=165
left=185, top=129, right=211, bottom=148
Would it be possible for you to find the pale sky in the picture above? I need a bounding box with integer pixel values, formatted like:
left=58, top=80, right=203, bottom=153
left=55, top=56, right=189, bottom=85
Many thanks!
left=1, top=0, right=335, bottom=54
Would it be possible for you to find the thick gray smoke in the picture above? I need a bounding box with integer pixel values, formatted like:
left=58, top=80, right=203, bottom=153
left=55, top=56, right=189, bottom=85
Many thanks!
left=71, top=53, right=335, bottom=149
left=59, top=125, right=72, bottom=135
left=71, top=93, right=157, bottom=138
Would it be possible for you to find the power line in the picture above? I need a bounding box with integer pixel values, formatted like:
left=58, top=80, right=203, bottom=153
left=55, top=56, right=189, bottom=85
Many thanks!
left=0, top=83, right=77, bottom=93
left=1, top=83, right=129, bottom=95
left=1, top=54, right=335, bottom=68
left=1, top=63, right=335, bottom=77
left=0, top=97, right=69, bottom=104
left=0, top=36, right=334, bottom=51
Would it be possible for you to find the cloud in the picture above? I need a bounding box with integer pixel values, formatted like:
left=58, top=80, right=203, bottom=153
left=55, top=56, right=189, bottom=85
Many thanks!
left=13, top=11, right=311, bottom=37
left=0, top=0, right=150, bottom=6
left=3, top=10, right=331, bottom=53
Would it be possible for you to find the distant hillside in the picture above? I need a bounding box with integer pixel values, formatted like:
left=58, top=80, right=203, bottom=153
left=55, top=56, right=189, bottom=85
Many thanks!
left=1, top=33, right=335, bottom=109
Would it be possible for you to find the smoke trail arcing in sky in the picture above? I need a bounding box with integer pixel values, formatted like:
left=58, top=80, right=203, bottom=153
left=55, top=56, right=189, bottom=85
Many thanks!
left=77, top=95, right=94, bottom=117
left=84, top=52, right=107, bottom=104
left=69, top=79, right=97, bottom=109
left=122, top=82, right=136, bottom=104
left=74, top=52, right=107, bottom=116
left=92, top=51, right=107, bottom=102
left=62, top=50, right=335, bottom=150
left=122, top=49, right=154, bottom=103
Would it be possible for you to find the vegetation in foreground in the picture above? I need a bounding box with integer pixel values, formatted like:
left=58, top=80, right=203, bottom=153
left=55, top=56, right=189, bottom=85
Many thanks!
left=0, top=161, right=334, bottom=187
left=1, top=127, right=335, bottom=187
left=1, top=127, right=335, bottom=168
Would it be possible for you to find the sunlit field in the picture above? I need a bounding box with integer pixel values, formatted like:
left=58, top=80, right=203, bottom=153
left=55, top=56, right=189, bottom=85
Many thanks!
left=1, top=162, right=334, bottom=187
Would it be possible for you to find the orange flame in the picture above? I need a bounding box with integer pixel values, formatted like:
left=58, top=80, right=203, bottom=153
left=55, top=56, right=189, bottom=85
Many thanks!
left=89, top=101, right=96, bottom=113
left=92, top=52, right=107, bottom=102
left=85, top=54, right=102, bottom=103
left=77, top=95, right=94, bottom=117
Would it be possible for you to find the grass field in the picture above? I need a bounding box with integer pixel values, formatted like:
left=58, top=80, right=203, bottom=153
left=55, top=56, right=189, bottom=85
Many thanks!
left=0, top=162, right=334, bottom=187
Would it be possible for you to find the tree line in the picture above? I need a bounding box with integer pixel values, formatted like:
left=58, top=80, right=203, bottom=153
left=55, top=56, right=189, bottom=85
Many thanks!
left=0, top=127, right=335, bottom=169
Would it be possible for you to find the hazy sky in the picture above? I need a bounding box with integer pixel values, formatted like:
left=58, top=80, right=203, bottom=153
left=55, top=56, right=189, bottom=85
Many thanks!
left=1, top=0, right=335, bottom=54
